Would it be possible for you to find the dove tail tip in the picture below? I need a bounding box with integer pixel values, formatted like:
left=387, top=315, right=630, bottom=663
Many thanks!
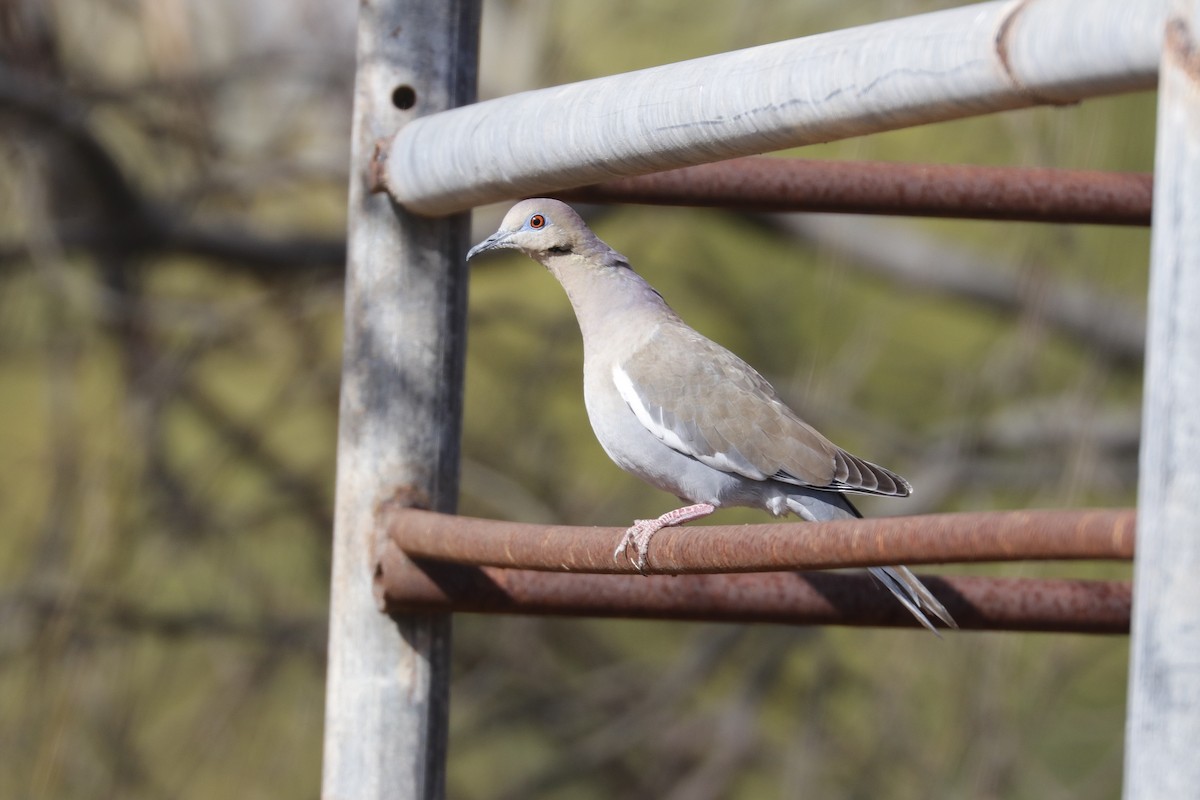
left=869, top=565, right=958, bottom=634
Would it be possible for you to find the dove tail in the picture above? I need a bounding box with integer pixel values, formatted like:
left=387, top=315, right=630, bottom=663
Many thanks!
left=868, top=565, right=958, bottom=635
left=787, top=494, right=957, bottom=634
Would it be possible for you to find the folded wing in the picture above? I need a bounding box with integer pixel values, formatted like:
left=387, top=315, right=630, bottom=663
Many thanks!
left=614, top=321, right=910, bottom=497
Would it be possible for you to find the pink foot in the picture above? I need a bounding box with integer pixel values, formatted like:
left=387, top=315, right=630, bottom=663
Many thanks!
left=612, top=503, right=716, bottom=572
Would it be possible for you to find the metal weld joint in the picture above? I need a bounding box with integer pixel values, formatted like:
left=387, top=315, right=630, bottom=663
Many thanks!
left=371, top=484, right=433, bottom=612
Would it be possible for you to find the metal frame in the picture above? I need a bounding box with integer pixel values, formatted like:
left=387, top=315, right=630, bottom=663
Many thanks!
left=322, top=3, right=478, bottom=799
left=376, top=507, right=1134, bottom=634
left=324, top=1, right=1192, bottom=798
left=559, top=157, right=1153, bottom=226
left=1125, top=3, right=1200, bottom=797
left=383, top=0, right=1164, bottom=215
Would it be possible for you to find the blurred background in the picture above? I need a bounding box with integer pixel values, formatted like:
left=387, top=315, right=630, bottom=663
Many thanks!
left=0, top=1, right=1150, bottom=797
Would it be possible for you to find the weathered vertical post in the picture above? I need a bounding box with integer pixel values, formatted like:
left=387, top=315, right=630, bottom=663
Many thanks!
left=322, top=3, right=479, bottom=799
left=1125, top=2, right=1200, bottom=797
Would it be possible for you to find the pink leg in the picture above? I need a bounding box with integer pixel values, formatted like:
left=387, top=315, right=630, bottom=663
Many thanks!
left=613, top=503, right=716, bottom=572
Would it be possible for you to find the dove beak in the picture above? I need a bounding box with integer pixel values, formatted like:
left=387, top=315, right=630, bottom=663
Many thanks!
left=466, top=230, right=516, bottom=262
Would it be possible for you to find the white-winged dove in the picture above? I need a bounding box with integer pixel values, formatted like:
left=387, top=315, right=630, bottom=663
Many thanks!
left=468, top=199, right=956, bottom=633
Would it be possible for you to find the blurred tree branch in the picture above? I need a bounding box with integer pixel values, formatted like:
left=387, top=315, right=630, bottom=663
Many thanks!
left=0, top=588, right=326, bottom=663
left=0, top=64, right=345, bottom=275
left=757, top=213, right=1146, bottom=368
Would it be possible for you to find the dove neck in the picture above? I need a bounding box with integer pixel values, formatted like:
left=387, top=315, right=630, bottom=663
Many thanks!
left=544, top=248, right=673, bottom=345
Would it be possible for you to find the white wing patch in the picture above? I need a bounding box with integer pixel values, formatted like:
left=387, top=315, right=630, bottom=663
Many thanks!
left=704, top=446, right=765, bottom=479
left=612, top=363, right=767, bottom=480
left=612, top=363, right=691, bottom=454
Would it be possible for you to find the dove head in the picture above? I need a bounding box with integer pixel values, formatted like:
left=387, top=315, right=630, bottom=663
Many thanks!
left=467, top=198, right=668, bottom=339
left=467, top=198, right=610, bottom=266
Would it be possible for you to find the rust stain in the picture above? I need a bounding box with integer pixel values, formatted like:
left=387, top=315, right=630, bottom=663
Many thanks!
left=1166, top=16, right=1200, bottom=81
left=384, top=506, right=1136, bottom=575
left=379, top=565, right=1132, bottom=634
left=367, top=137, right=392, bottom=195
left=994, top=0, right=1075, bottom=108
left=372, top=555, right=389, bottom=612
left=378, top=483, right=432, bottom=514
left=558, top=157, right=1152, bottom=226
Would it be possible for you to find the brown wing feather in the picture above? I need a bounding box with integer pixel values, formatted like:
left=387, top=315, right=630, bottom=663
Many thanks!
left=622, top=321, right=909, bottom=497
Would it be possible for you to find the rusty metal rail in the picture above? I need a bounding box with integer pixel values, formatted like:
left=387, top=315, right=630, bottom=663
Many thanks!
left=375, top=508, right=1134, bottom=633
left=377, top=554, right=1131, bottom=634
left=558, top=157, right=1153, bottom=226
left=381, top=507, right=1134, bottom=574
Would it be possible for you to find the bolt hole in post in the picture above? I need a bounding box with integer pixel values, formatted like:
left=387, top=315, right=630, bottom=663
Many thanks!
left=392, top=85, right=417, bottom=110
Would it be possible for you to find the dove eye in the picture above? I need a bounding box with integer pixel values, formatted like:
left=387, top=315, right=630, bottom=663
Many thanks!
left=528, top=214, right=546, bottom=229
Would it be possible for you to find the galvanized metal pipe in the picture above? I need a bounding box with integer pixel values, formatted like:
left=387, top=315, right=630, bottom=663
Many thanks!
left=322, top=3, right=479, bottom=799
left=384, top=0, right=1165, bottom=215
left=381, top=507, right=1135, bottom=575
left=376, top=546, right=1131, bottom=634
left=1125, top=4, right=1200, bottom=796
left=559, top=158, right=1153, bottom=226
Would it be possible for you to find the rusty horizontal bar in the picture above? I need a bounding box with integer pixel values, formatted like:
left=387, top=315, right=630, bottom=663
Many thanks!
left=381, top=507, right=1134, bottom=575
left=557, top=157, right=1153, bottom=226
left=375, top=547, right=1130, bottom=634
